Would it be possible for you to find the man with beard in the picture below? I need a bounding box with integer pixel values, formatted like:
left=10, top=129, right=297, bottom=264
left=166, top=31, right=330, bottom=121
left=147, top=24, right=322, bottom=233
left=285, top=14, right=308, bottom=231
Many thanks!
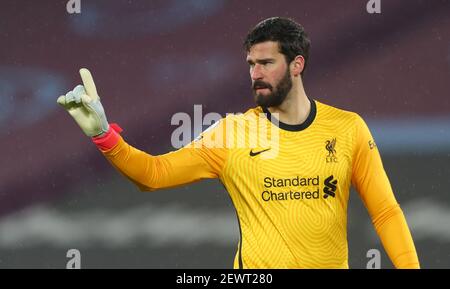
left=57, top=17, right=419, bottom=269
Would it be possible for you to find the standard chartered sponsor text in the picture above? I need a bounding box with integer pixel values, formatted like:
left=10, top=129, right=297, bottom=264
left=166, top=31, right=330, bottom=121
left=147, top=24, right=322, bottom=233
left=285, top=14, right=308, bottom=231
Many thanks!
left=262, top=176, right=320, bottom=202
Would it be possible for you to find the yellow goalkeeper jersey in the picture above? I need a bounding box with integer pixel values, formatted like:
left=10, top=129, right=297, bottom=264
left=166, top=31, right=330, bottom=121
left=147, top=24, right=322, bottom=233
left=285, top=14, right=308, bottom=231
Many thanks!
left=99, top=99, right=419, bottom=269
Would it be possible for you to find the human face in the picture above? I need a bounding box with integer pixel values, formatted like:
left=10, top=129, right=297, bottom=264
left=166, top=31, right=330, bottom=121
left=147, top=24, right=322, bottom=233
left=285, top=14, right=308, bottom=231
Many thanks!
left=246, top=41, right=292, bottom=108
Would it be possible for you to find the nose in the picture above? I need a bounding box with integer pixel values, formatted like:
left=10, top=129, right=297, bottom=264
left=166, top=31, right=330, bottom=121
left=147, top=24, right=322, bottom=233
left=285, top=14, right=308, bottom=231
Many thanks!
left=250, top=64, right=264, bottom=81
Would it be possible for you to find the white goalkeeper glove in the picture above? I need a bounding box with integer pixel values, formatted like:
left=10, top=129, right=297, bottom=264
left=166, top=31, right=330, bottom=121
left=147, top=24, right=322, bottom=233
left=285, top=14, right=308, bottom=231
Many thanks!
left=57, top=68, right=109, bottom=137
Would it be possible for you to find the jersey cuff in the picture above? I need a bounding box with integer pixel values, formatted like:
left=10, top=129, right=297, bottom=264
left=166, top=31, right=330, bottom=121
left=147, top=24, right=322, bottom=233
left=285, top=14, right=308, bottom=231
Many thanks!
left=92, top=123, right=123, bottom=151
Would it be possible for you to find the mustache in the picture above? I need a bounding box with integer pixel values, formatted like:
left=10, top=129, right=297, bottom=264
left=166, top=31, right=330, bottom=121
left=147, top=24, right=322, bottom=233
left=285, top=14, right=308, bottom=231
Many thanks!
left=252, top=80, right=273, bottom=90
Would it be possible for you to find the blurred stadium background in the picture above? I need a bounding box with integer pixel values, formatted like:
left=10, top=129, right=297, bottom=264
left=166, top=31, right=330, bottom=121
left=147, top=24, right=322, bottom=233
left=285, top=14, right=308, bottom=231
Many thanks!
left=0, top=0, right=449, bottom=268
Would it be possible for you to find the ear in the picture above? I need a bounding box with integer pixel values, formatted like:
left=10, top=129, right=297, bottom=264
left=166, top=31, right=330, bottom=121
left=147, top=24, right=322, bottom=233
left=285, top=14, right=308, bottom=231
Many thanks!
left=291, top=55, right=305, bottom=77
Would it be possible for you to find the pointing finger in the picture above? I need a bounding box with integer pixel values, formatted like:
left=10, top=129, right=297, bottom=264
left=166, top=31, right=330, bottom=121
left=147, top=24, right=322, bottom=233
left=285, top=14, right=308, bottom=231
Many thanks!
left=79, top=68, right=99, bottom=100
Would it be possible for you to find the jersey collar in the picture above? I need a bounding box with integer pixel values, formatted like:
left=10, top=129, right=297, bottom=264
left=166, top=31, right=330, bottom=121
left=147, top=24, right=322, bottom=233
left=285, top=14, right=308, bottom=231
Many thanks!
left=261, top=98, right=317, bottom=132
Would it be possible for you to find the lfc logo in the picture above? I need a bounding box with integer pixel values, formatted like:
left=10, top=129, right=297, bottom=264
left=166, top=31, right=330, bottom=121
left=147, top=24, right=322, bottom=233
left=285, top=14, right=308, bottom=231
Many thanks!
left=325, top=138, right=338, bottom=163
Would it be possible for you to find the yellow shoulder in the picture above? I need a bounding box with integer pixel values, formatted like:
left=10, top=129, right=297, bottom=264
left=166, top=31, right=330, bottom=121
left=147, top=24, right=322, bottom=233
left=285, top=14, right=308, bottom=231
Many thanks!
left=314, top=100, right=362, bottom=129
left=315, top=100, right=359, bottom=120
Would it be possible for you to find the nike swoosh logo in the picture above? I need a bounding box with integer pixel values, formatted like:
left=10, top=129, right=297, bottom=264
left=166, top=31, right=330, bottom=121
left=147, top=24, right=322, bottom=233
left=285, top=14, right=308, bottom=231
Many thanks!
left=249, top=148, right=271, bottom=157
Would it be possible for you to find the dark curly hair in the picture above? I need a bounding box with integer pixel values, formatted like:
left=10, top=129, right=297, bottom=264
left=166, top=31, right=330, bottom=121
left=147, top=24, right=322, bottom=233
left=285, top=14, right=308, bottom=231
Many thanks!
left=244, top=17, right=311, bottom=76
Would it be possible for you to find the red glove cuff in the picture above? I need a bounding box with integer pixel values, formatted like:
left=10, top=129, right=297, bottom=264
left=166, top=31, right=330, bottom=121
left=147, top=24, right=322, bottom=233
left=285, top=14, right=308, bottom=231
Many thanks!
left=92, top=123, right=123, bottom=151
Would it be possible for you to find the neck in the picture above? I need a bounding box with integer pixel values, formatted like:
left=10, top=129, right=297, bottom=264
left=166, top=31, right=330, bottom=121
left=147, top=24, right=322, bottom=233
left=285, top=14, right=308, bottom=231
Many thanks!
left=267, top=79, right=311, bottom=125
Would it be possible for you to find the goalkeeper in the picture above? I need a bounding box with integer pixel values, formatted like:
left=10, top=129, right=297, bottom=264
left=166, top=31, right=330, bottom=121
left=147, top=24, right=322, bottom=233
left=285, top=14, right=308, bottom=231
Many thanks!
left=57, top=17, right=420, bottom=269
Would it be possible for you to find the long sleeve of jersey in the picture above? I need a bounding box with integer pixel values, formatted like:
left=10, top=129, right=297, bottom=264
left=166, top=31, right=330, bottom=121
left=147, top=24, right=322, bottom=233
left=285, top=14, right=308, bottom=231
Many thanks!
left=351, top=115, right=420, bottom=269
left=98, top=121, right=227, bottom=192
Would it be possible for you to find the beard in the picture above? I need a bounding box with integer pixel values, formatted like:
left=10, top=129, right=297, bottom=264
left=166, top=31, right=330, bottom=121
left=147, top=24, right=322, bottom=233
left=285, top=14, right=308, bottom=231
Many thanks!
left=252, top=68, right=293, bottom=108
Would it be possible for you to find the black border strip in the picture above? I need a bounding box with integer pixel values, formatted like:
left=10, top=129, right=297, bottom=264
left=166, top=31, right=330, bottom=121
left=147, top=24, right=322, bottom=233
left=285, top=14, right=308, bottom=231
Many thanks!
left=223, top=183, right=244, bottom=269
left=262, top=98, right=317, bottom=132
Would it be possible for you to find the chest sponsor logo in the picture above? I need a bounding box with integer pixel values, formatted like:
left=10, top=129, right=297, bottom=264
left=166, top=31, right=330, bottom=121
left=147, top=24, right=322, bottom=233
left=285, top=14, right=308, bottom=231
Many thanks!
left=323, top=175, right=337, bottom=198
left=261, top=175, right=338, bottom=202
